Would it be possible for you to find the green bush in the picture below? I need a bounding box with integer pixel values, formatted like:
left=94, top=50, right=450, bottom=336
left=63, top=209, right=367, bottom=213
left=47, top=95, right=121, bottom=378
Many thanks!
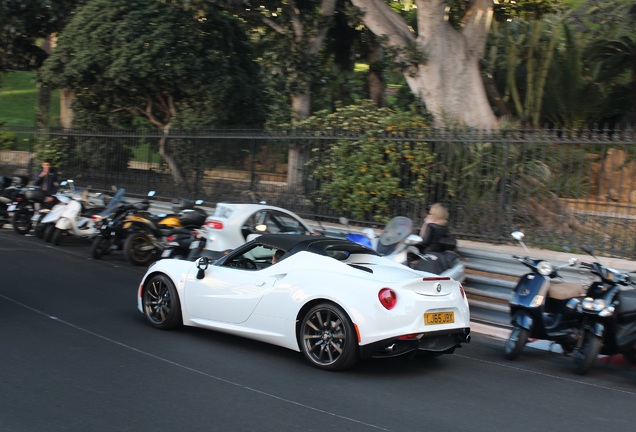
left=298, top=101, right=434, bottom=222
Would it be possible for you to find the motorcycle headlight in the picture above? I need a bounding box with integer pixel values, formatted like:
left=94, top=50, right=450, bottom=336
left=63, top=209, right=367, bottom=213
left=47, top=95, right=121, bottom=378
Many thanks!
left=537, top=261, right=553, bottom=276
left=581, top=297, right=606, bottom=312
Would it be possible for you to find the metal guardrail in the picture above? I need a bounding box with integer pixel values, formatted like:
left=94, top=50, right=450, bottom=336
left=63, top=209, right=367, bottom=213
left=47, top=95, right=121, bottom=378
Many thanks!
left=115, top=197, right=636, bottom=326
left=457, top=244, right=636, bottom=320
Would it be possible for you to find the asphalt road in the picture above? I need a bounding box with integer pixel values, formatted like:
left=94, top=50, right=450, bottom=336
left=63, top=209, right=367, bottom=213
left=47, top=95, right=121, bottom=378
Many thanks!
left=1, top=229, right=635, bottom=432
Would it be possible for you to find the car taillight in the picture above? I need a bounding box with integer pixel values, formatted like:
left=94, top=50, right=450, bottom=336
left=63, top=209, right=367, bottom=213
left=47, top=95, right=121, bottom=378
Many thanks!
left=459, top=284, right=465, bottom=299
left=378, top=288, right=397, bottom=310
left=205, top=220, right=224, bottom=230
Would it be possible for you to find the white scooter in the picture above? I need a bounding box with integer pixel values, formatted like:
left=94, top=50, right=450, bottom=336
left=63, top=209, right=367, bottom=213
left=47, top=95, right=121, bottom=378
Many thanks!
left=48, top=183, right=107, bottom=245
left=343, top=216, right=465, bottom=282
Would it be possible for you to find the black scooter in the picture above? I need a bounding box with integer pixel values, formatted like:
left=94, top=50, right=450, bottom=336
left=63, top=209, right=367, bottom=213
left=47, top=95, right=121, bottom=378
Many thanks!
left=570, top=244, right=636, bottom=375
left=503, top=231, right=583, bottom=360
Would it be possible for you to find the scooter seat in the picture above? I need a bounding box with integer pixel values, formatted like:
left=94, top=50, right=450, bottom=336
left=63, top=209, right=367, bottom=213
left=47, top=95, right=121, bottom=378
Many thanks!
left=618, top=289, right=636, bottom=323
left=547, top=282, right=586, bottom=300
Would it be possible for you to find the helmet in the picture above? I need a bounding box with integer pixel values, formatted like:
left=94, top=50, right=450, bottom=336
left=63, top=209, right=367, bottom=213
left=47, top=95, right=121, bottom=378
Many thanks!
left=24, top=187, right=45, bottom=202
left=179, top=208, right=206, bottom=228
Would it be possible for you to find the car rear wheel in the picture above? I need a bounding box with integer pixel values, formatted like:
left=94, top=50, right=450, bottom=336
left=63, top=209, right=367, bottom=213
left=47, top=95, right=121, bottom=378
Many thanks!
left=142, top=274, right=182, bottom=330
left=299, top=303, right=359, bottom=371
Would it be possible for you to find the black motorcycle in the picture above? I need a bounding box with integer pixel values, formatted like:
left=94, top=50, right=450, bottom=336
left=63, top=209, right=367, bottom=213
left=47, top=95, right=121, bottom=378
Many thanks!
left=571, top=244, right=636, bottom=375
left=0, top=175, right=28, bottom=229
left=10, top=185, right=53, bottom=235
left=503, top=231, right=584, bottom=360
left=90, top=193, right=151, bottom=259
left=122, top=198, right=207, bottom=266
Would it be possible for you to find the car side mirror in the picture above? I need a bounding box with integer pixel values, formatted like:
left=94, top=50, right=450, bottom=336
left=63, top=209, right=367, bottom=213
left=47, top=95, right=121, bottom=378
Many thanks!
left=196, top=257, right=209, bottom=279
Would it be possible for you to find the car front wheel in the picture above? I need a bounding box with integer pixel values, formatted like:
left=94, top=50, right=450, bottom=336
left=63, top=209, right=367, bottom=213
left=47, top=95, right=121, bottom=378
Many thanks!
left=299, top=303, right=359, bottom=371
left=142, top=274, right=182, bottom=330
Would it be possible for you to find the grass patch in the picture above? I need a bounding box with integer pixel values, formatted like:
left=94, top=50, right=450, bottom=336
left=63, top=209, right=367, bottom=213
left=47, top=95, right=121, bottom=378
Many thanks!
left=0, top=71, right=60, bottom=127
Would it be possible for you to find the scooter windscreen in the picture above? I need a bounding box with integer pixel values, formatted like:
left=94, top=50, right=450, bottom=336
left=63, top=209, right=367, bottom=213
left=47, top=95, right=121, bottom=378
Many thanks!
left=377, top=216, right=413, bottom=255
left=98, top=188, right=126, bottom=217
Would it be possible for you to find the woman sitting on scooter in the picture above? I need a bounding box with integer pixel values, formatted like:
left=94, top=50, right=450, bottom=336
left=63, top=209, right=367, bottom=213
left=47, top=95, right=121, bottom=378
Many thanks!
left=418, top=203, right=454, bottom=253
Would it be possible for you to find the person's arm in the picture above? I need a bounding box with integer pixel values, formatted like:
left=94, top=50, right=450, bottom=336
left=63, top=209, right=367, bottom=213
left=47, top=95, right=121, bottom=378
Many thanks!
left=33, top=171, right=43, bottom=186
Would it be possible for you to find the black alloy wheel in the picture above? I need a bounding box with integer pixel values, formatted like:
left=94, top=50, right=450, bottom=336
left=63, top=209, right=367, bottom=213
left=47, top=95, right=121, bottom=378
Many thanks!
left=142, top=274, right=182, bottom=330
left=299, top=303, right=359, bottom=371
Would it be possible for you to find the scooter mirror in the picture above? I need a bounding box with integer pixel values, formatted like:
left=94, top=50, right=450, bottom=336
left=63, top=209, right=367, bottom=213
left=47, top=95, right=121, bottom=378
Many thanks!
left=568, top=258, right=579, bottom=266
left=339, top=217, right=349, bottom=226
left=511, top=231, right=524, bottom=241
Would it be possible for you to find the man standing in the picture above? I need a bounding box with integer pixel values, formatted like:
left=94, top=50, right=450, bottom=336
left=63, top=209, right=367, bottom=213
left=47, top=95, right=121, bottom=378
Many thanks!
left=33, top=159, right=59, bottom=203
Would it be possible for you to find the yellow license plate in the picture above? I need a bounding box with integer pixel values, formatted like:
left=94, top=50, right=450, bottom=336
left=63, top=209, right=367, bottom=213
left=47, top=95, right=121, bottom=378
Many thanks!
left=424, top=312, right=455, bottom=325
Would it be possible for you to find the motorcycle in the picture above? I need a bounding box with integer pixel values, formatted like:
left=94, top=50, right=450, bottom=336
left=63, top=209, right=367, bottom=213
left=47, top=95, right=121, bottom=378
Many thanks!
left=343, top=216, right=465, bottom=281
left=90, top=191, right=151, bottom=259
left=122, top=197, right=207, bottom=266
left=0, top=175, right=28, bottom=229
left=9, top=185, right=52, bottom=235
left=503, top=232, right=584, bottom=360
left=570, top=244, right=636, bottom=375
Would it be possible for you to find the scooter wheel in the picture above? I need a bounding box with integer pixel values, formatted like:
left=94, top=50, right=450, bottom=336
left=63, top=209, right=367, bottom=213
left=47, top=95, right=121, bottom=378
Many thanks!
left=91, top=237, right=111, bottom=259
left=35, top=222, right=48, bottom=239
left=503, top=326, right=529, bottom=360
left=51, top=227, right=64, bottom=246
left=12, top=207, right=33, bottom=235
left=573, top=332, right=602, bottom=375
left=44, top=224, right=56, bottom=243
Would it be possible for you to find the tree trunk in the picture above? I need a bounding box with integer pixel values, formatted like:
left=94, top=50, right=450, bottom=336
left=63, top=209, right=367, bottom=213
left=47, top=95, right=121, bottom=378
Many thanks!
left=367, top=34, right=387, bottom=107
left=351, top=0, right=499, bottom=130
left=35, top=34, right=56, bottom=129
left=36, top=84, right=51, bottom=129
left=60, top=89, right=75, bottom=129
left=158, top=124, right=189, bottom=192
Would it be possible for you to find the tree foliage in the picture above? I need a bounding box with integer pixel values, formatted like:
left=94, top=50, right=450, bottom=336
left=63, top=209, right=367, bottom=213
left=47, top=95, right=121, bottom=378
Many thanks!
left=299, top=100, right=434, bottom=221
left=41, top=0, right=265, bottom=129
left=0, top=0, right=84, bottom=71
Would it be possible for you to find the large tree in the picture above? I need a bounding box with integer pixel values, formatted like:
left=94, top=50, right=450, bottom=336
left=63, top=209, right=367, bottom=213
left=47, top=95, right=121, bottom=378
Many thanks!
left=41, top=0, right=266, bottom=187
left=0, top=0, right=85, bottom=127
left=350, top=0, right=562, bottom=129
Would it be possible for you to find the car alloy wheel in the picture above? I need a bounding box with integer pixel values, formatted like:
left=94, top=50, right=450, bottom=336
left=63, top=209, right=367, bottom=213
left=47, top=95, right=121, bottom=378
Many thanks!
left=300, top=303, right=359, bottom=371
left=143, top=274, right=182, bottom=330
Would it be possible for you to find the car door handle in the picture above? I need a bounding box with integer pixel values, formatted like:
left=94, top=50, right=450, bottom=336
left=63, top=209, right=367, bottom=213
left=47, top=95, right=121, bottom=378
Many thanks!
left=255, top=281, right=266, bottom=287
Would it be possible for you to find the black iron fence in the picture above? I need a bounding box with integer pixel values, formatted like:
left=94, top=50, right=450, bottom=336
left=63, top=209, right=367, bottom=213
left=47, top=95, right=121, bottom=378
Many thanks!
left=1, top=126, right=635, bottom=258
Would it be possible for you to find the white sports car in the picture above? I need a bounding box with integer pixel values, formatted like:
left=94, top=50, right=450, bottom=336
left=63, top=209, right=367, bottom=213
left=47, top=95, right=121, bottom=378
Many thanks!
left=137, top=234, right=471, bottom=371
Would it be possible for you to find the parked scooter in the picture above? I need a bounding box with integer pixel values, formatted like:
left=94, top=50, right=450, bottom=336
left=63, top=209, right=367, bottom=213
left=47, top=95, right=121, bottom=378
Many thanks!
left=503, top=231, right=584, bottom=360
left=35, top=180, right=81, bottom=240
left=343, top=216, right=464, bottom=280
left=123, top=198, right=207, bottom=266
left=570, top=244, right=636, bottom=375
left=47, top=183, right=108, bottom=245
